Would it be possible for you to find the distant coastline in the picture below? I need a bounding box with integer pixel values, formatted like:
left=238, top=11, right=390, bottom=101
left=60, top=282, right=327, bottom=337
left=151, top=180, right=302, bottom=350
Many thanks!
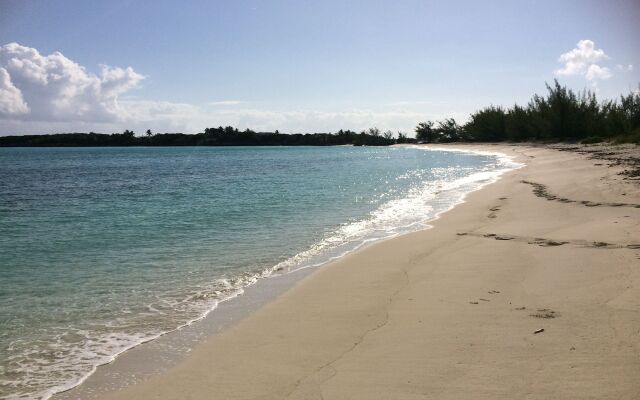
left=0, top=128, right=401, bottom=147
left=2, top=81, right=638, bottom=147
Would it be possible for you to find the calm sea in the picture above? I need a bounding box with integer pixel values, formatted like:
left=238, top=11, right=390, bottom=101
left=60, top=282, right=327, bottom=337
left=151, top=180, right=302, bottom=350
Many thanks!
left=0, top=146, right=518, bottom=399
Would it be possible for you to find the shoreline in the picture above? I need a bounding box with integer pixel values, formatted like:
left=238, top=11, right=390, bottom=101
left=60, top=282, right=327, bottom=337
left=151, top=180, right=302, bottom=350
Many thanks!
left=52, top=145, right=520, bottom=400
left=64, top=143, right=639, bottom=399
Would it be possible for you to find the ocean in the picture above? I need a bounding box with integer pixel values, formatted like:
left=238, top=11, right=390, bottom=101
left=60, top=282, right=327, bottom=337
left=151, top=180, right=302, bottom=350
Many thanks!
left=0, top=145, right=519, bottom=399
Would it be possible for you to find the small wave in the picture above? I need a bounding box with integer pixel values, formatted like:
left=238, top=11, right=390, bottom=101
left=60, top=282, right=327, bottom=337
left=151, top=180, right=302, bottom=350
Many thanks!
left=271, top=148, right=521, bottom=276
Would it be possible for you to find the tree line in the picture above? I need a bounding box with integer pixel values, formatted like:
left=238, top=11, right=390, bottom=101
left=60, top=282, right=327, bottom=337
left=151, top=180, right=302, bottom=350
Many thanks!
left=415, top=80, right=640, bottom=144
left=0, top=128, right=400, bottom=147
left=1, top=81, right=638, bottom=147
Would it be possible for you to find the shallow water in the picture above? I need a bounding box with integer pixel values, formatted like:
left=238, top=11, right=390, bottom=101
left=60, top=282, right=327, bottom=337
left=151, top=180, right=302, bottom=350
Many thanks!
left=0, top=146, right=517, bottom=399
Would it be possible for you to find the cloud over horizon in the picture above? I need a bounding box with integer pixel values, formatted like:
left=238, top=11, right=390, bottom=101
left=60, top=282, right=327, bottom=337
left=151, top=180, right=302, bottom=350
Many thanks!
left=0, top=67, right=29, bottom=115
left=3, top=38, right=634, bottom=137
left=555, top=39, right=612, bottom=81
left=0, top=43, right=145, bottom=122
left=0, top=43, right=442, bottom=135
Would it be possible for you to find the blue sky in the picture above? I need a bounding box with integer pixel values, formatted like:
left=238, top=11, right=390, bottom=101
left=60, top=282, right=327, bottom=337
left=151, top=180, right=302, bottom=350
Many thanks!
left=0, top=0, right=639, bottom=135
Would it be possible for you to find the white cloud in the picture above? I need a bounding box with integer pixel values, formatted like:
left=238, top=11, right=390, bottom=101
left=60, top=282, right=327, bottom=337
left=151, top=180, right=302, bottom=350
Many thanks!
left=386, top=100, right=443, bottom=107
left=555, top=40, right=612, bottom=81
left=0, top=43, right=449, bottom=135
left=121, top=103, right=430, bottom=134
left=585, top=64, right=612, bottom=80
left=616, top=64, right=633, bottom=72
left=208, top=100, right=244, bottom=106
left=0, top=101, right=434, bottom=135
left=194, top=108, right=430, bottom=134
left=0, top=67, right=29, bottom=114
left=0, top=42, right=144, bottom=122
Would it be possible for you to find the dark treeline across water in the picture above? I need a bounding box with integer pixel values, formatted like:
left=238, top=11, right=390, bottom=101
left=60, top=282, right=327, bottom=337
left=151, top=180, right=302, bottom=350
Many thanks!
left=0, top=128, right=400, bottom=147
left=1, top=81, right=639, bottom=147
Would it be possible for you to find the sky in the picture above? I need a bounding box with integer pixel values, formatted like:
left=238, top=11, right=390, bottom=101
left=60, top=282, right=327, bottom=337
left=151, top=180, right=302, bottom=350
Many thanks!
left=0, top=0, right=639, bottom=136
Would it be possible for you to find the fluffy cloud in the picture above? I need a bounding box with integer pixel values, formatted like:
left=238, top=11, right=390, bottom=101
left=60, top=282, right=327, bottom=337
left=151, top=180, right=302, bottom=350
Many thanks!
left=0, top=42, right=144, bottom=121
left=585, top=64, right=612, bottom=80
left=555, top=40, right=612, bottom=81
left=0, top=43, right=446, bottom=135
left=0, top=67, right=28, bottom=114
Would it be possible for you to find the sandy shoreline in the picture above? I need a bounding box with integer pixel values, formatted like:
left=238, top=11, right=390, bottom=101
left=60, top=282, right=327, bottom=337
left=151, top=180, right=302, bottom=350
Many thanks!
left=68, top=144, right=640, bottom=399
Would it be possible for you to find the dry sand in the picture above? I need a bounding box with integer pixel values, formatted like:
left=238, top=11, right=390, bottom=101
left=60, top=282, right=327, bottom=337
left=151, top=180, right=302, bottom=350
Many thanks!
left=95, top=144, right=640, bottom=400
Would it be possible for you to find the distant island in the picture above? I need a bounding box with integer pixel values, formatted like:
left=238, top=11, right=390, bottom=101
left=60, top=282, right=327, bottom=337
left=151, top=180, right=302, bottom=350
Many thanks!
left=1, top=81, right=638, bottom=147
left=0, top=128, right=403, bottom=147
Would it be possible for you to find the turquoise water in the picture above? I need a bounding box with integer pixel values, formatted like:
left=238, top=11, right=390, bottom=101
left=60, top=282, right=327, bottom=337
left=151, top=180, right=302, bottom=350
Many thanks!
left=0, top=146, right=517, bottom=399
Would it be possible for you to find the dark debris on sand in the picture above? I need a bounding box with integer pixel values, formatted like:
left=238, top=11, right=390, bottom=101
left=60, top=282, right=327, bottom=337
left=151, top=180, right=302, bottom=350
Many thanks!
left=548, top=144, right=640, bottom=182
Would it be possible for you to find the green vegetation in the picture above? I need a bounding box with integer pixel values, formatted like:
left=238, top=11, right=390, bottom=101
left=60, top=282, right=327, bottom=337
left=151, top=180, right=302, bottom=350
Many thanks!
left=415, top=80, right=640, bottom=144
left=2, top=81, right=638, bottom=147
left=0, top=128, right=399, bottom=147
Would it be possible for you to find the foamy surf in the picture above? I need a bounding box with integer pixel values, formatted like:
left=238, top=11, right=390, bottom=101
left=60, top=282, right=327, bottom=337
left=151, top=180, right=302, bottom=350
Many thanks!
left=275, top=146, right=522, bottom=275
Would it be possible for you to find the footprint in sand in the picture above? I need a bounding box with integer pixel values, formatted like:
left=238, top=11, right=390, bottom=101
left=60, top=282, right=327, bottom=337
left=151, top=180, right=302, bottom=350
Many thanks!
left=529, top=308, right=559, bottom=319
left=470, top=290, right=501, bottom=304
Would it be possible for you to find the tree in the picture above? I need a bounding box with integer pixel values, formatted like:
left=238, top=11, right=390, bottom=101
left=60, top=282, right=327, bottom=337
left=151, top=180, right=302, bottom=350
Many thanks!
left=368, top=127, right=381, bottom=137
left=146, top=129, right=152, bottom=137
left=383, top=130, right=394, bottom=140
left=465, top=106, right=506, bottom=141
left=434, top=118, right=461, bottom=142
left=415, top=121, right=435, bottom=142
